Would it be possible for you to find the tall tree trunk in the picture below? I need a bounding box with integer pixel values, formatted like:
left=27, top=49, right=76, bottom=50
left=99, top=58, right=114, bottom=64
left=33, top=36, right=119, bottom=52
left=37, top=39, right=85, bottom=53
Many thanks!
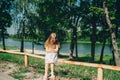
left=91, top=37, right=96, bottom=62
left=69, top=29, right=78, bottom=58
left=20, top=25, right=24, bottom=52
left=90, top=0, right=98, bottom=62
left=115, top=0, right=120, bottom=39
left=1, top=26, right=6, bottom=50
left=20, top=17, right=25, bottom=52
left=68, top=0, right=79, bottom=59
left=69, top=28, right=75, bottom=59
left=75, top=29, right=78, bottom=57
left=69, top=16, right=79, bottom=59
left=91, top=17, right=96, bottom=62
left=100, top=39, right=106, bottom=62
left=20, top=3, right=25, bottom=52
left=103, top=0, right=120, bottom=66
left=75, top=16, right=80, bottom=58
left=32, top=39, right=34, bottom=54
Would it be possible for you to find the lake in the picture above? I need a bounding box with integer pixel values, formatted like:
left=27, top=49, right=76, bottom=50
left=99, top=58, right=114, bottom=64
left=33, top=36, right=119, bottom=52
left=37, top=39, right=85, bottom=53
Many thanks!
left=0, top=38, right=119, bottom=55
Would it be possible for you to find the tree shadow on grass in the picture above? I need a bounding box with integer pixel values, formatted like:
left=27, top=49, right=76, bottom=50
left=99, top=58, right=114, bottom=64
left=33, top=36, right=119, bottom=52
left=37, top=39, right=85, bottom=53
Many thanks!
left=58, top=54, right=91, bottom=63
left=58, top=54, right=115, bottom=65
left=58, top=54, right=69, bottom=59
left=74, top=56, right=91, bottom=63
left=81, top=77, right=91, bottom=80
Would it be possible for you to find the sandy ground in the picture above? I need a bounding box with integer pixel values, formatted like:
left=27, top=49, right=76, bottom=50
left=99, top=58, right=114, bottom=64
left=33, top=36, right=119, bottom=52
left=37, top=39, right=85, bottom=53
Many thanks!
left=0, top=61, right=80, bottom=80
left=0, top=61, right=45, bottom=80
left=0, top=49, right=80, bottom=80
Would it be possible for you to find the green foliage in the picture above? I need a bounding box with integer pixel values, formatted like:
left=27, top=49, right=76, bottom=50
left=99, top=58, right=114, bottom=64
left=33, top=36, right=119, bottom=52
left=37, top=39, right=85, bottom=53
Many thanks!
left=0, top=0, right=13, bottom=30
left=10, top=0, right=120, bottom=46
left=34, top=0, right=69, bottom=42
left=0, top=11, right=12, bottom=28
left=89, top=6, right=104, bottom=15
left=0, top=0, right=13, bottom=50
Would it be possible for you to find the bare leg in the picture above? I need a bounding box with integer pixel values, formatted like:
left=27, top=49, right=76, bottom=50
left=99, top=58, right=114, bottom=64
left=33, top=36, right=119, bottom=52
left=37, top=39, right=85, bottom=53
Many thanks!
left=50, top=63, right=55, bottom=80
left=50, top=63, right=55, bottom=75
left=44, top=63, right=49, bottom=80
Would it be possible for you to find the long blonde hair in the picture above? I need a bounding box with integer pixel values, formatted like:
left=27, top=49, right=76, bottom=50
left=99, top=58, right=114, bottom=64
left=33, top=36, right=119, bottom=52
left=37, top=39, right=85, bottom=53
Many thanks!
left=45, top=33, right=59, bottom=48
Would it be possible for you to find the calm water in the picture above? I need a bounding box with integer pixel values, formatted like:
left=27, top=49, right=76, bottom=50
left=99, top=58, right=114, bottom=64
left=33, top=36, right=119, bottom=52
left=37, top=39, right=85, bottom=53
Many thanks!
left=0, top=38, right=119, bottom=54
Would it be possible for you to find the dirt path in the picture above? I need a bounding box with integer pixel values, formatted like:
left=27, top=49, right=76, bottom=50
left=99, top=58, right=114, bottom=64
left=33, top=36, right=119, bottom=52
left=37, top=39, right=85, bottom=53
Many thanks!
left=0, top=61, right=17, bottom=80
left=0, top=61, right=80, bottom=80
left=0, top=61, right=43, bottom=80
left=0, top=49, right=81, bottom=80
left=0, top=72, right=16, bottom=80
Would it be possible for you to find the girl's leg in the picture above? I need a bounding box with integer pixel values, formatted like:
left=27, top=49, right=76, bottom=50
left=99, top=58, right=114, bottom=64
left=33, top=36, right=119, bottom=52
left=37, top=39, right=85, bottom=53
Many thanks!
left=50, top=63, right=55, bottom=79
left=44, top=63, right=49, bottom=80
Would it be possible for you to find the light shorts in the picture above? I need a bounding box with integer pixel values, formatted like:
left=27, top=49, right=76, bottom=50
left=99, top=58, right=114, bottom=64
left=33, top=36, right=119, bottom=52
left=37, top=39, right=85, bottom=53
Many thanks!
left=45, top=52, right=58, bottom=64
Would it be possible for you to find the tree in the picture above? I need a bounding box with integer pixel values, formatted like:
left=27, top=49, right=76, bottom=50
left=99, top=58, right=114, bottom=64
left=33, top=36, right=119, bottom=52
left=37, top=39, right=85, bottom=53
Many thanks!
left=103, top=0, right=120, bottom=66
left=12, top=0, right=39, bottom=52
left=27, top=13, right=38, bottom=54
left=36, top=0, right=68, bottom=45
left=69, top=3, right=79, bottom=59
left=68, top=0, right=90, bottom=59
left=115, top=0, right=120, bottom=39
left=0, top=0, right=13, bottom=50
left=12, top=0, right=25, bottom=52
left=13, top=0, right=31, bottom=52
left=81, top=0, right=101, bottom=62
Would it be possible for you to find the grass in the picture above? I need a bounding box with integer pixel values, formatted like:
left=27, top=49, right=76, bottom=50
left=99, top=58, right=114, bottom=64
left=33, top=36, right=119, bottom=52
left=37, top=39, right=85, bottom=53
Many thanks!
left=0, top=45, right=19, bottom=50
left=103, top=69, right=120, bottom=80
left=0, top=52, right=120, bottom=80
left=58, top=53, right=114, bottom=65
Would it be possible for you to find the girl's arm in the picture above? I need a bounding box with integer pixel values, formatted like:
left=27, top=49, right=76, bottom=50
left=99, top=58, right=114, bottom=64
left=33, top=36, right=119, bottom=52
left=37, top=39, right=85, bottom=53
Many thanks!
left=52, top=44, right=59, bottom=53
left=45, top=44, right=60, bottom=53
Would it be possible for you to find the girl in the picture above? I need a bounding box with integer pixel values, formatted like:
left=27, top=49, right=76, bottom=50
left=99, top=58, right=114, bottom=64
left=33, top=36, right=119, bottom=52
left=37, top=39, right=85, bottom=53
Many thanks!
left=44, top=33, right=60, bottom=80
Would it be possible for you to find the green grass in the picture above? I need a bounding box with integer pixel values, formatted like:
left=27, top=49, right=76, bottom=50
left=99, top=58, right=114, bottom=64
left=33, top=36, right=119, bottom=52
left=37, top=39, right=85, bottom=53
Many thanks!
left=0, top=45, right=19, bottom=50
left=0, top=52, right=120, bottom=80
left=104, top=69, right=120, bottom=80
left=12, top=74, right=25, bottom=80
left=58, top=53, right=114, bottom=65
